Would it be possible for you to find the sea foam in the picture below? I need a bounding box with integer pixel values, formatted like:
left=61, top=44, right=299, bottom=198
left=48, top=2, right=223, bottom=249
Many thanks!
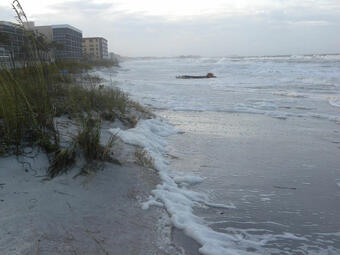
left=109, top=118, right=262, bottom=255
left=329, top=96, right=340, bottom=108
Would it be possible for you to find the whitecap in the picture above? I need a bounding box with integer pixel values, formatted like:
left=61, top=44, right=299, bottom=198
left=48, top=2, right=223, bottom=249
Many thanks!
left=328, top=97, right=340, bottom=108
left=274, top=91, right=308, bottom=98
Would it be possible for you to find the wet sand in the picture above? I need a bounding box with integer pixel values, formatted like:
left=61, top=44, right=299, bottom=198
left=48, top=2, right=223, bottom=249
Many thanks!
left=163, top=111, right=340, bottom=254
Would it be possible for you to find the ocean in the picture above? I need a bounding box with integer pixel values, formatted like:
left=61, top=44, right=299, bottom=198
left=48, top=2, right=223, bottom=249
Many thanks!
left=98, top=55, right=340, bottom=255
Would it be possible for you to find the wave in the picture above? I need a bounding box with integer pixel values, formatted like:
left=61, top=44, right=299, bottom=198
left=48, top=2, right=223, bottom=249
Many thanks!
left=169, top=104, right=340, bottom=124
left=329, top=97, right=340, bottom=108
left=194, top=54, right=340, bottom=62
left=273, top=91, right=308, bottom=98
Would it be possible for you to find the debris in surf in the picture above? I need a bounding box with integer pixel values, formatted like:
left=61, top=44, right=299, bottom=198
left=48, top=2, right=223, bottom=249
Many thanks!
left=273, top=186, right=297, bottom=190
left=176, top=73, right=216, bottom=79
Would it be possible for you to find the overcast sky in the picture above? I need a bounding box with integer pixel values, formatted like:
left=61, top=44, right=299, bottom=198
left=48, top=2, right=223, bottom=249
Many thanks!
left=1, top=0, right=339, bottom=57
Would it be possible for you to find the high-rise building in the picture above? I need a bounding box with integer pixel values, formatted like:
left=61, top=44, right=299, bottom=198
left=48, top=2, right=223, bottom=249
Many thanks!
left=0, top=21, right=83, bottom=63
left=82, top=37, right=108, bottom=59
left=51, top=25, right=82, bottom=60
left=0, top=21, right=25, bottom=61
left=35, top=24, right=82, bottom=60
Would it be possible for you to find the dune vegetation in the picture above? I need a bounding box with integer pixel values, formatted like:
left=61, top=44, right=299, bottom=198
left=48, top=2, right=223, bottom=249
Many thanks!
left=0, top=1, right=150, bottom=177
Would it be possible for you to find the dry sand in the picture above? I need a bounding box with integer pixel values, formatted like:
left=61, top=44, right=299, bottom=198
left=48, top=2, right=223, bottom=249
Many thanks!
left=0, top=149, right=193, bottom=255
left=0, top=116, right=198, bottom=255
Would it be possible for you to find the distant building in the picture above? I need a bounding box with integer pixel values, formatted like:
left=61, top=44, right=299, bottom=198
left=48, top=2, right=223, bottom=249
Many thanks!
left=34, top=23, right=83, bottom=60
left=0, top=47, right=10, bottom=63
left=52, top=25, right=82, bottom=60
left=0, top=21, right=25, bottom=61
left=109, top=52, right=121, bottom=63
left=34, top=25, right=53, bottom=41
left=0, top=21, right=83, bottom=63
left=23, top=21, right=35, bottom=30
left=82, top=37, right=108, bottom=59
left=109, top=52, right=115, bottom=60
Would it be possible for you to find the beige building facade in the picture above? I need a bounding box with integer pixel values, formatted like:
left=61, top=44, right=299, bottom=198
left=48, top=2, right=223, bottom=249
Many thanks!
left=82, top=37, right=108, bottom=59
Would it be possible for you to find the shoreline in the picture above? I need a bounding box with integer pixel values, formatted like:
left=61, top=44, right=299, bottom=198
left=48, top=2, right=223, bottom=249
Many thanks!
left=162, top=110, right=340, bottom=254
left=0, top=66, right=200, bottom=254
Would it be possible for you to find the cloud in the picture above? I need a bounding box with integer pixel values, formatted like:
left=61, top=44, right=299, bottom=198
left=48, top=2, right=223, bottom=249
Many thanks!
left=1, top=0, right=340, bottom=56
left=51, top=0, right=112, bottom=14
left=0, top=5, right=16, bottom=22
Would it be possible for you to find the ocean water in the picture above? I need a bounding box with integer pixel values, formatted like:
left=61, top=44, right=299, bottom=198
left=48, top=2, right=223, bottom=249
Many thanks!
left=98, top=55, right=340, bottom=255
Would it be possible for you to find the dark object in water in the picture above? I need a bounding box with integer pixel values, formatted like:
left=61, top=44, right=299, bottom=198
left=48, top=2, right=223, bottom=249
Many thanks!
left=176, top=73, right=216, bottom=79
left=273, top=186, right=297, bottom=190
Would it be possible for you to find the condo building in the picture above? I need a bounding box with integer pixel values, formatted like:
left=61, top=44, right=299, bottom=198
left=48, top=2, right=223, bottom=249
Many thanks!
left=0, top=21, right=25, bottom=61
left=82, top=37, right=108, bottom=59
left=34, top=24, right=83, bottom=60
left=52, top=25, right=82, bottom=59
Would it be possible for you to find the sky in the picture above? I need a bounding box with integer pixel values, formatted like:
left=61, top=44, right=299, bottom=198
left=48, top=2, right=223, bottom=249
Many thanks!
left=0, top=0, right=340, bottom=57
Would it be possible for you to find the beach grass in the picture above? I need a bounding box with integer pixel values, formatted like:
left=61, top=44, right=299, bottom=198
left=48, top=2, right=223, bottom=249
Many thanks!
left=0, top=1, right=141, bottom=177
left=135, top=148, right=155, bottom=170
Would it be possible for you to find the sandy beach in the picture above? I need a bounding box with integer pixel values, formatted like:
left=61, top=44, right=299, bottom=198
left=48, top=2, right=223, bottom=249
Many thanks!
left=0, top=148, right=190, bottom=254
left=0, top=114, right=196, bottom=254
